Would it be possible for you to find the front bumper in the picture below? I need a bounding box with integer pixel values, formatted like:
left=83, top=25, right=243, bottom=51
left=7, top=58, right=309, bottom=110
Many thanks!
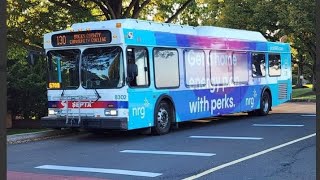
left=41, top=116, right=128, bottom=130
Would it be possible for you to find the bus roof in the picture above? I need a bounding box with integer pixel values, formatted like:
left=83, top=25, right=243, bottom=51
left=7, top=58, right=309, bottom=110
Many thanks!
left=69, top=19, right=268, bottom=42
left=196, top=26, right=267, bottom=42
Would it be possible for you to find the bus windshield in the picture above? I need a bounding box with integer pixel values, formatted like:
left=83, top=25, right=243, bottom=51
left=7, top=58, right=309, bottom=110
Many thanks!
left=47, top=49, right=80, bottom=89
left=81, top=46, right=124, bottom=89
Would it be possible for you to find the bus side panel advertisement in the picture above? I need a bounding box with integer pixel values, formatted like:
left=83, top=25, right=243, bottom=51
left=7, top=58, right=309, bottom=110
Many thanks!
left=169, top=86, right=263, bottom=121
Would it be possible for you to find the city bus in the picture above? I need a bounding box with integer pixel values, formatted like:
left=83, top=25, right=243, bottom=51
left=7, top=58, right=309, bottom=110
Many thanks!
left=41, top=19, right=292, bottom=135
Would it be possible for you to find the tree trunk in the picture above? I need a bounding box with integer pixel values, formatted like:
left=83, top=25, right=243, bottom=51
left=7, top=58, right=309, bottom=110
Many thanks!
left=312, top=62, right=316, bottom=91
left=296, top=62, right=303, bottom=88
left=6, top=113, right=12, bottom=129
left=312, top=76, right=316, bottom=91
left=109, top=0, right=122, bottom=19
left=166, top=0, right=195, bottom=23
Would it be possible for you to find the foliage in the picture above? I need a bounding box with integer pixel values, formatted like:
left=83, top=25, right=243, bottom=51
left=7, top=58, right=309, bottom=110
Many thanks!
left=6, top=0, right=98, bottom=120
left=215, top=1, right=290, bottom=41
left=7, top=44, right=47, bottom=120
left=292, top=87, right=315, bottom=100
left=6, top=0, right=316, bottom=120
left=212, top=0, right=315, bottom=89
left=286, top=0, right=315, bottom=88
left=45, top=0, right=196, bottom=22
left=158, top=0, right=220, bottom=26
left=7, top=0, right=98, bottom=51
left=7, top=0, right=196, bottom=120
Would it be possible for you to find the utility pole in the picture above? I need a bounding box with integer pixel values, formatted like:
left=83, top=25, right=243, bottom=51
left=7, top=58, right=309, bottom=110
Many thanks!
left=315, top=0, right=320, bottom=179
left=0, top=0, right=7, bottom=179
left=316, top=0, right=320, bottom=179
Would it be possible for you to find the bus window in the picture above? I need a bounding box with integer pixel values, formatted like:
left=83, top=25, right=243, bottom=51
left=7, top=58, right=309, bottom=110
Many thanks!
left=81, top=47, right=124, bottom=89
left=251, top=53, right=266, bottom=77
left=209, top=50, right=232, bottom=85
left=126, top=47, right=149, bottom=87
left=232, top=52, right=249, bottom=83
left=153, top=48, right=179, bottom=88
left=184, top=49, right=206, bottom=87
left=47, top=49, right=80, bottom=89
left=268, top=54, right=281, bottom=76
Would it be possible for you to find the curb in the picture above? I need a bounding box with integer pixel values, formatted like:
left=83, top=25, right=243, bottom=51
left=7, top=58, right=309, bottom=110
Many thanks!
left=7, top=129, right=78, bottom=144
left=289, top=99, right=316, bottom=103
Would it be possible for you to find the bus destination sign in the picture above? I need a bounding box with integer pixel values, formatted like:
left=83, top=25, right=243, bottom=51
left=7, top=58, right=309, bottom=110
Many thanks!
left=51, top=30, right=112, bottom=47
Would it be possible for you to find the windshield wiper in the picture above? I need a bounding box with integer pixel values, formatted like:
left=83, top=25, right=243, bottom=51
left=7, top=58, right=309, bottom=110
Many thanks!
left=60, top=86, right=78, bottom=97
left=61, top=87, right=65, bottom=97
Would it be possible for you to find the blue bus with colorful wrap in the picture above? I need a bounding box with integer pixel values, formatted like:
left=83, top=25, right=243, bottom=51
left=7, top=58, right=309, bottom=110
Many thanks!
left=41, top=19, right=292, bottom=135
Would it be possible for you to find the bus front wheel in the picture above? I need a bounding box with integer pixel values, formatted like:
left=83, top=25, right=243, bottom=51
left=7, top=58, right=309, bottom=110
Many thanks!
left=257, top=92, right=271, bottom=116
left=152, top=101, right=172, bottom=135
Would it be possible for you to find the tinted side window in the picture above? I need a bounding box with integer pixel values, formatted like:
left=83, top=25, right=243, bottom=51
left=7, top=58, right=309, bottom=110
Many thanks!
left=268, top=54, right=281, bottom=76
left=233, top=52, right=249, bottom=83
left=154, top=48, right=179, bottom=88
left=184, top=49, right=206, bottom=87
left=210, top=50, right=232, bottom=85
left=251, top=53, right=266, bottom=77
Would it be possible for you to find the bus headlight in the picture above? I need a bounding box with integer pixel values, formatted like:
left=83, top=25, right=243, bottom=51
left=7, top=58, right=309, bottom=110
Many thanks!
left=105, top=109, right=118, bottom=116
left=48, top=109, right=58, bottom=115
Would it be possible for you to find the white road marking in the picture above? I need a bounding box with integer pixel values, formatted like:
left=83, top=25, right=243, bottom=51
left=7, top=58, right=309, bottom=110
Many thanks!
left=35, top=165, right=162, bottom=177
left=189, top=136, right=263, bottom=140
left=301, top=114, right=316, bottom=117
left=253, top=124, right=304, bottom=127
left=182, top=133, right=316, bottom=180
left=120, top=150, right=215, bottom=157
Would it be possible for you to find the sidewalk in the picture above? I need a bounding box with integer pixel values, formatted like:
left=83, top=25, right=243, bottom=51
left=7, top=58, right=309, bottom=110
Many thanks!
left=7, top=129, right=77, bottom=144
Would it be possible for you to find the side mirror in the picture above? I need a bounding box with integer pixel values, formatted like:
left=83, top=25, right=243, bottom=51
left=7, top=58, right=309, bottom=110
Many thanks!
left=27, top=52, right=36, bottom=65
left=26, top=50, right=45, bottom=65
left=125, top=76, right=131, bottom=83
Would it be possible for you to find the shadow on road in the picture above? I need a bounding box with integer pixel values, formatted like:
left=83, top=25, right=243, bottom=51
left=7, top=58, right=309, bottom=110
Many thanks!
left=73, top=111, right=316, bottom=142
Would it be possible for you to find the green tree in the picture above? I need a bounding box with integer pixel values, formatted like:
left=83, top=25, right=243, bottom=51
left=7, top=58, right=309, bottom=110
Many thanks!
left=7, top=45, right=47, bottom=120
left=7, top=0, right=196, bottom=120
left=159, top=0, right=221, bottom=26
left=7, top=0, right=97, bottom=120
left=216, top=0, right=289, bottom=41
left=214, top=0, right=315, bottom=89
left=286, top=0, right=315, bottom=89
left=46, top=0, right=195, bottom=22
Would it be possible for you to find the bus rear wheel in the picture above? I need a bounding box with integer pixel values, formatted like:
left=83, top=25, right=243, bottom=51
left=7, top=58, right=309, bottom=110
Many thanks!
left=152, top=101, right=172, bottom=135
left=257, top=92, right=271, bottom=116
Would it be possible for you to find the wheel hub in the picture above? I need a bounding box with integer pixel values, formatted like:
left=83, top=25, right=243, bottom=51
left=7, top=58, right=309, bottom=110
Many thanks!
left=157, top=108, right=168, bottom=129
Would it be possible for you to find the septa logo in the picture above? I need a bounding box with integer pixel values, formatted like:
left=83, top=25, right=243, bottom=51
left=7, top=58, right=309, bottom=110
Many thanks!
left=72, top=101, right=93, bottom=108
left=59, top=101, right=93, bottom=108
left=60, top=101, right=67, bottom=108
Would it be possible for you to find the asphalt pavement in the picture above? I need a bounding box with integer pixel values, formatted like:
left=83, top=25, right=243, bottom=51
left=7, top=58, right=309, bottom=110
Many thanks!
left=7, top=102, right=316, bottom=180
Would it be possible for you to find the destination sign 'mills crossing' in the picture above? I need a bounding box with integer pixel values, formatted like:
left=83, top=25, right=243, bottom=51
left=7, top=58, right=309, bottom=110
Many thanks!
left=51, top=30, right=112, bottom=47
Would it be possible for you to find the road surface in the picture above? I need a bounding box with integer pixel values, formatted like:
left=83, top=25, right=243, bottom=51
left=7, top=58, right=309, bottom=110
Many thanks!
left=8, top=102, right=316, bottom=180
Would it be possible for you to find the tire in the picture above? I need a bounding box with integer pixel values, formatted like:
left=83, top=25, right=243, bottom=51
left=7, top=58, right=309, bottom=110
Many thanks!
left=257, top=92, right=271, bottom=116
left=152, top=101, right=172, bottom=135
left=247, top=111, right=257, bottom=116
left=87, top=129, right=105, bottom=135
left=70, top=127, right=80, bottom=132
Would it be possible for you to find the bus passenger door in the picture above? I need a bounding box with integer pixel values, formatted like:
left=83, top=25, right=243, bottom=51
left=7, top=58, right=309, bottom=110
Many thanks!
left=126, top=47, right=153, bottom=130
left=235, top=52, right=260, bottom=112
